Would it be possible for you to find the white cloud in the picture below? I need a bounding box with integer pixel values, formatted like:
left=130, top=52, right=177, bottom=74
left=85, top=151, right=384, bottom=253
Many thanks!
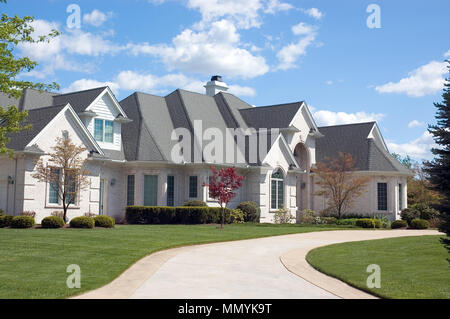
left=264, top=0, right=294, bottom=14
left=304, top=8, right=323, bottom=20
left=83, top=9, right=112, bottom=27
left=276, top=34, right=316, bottom=70
left=62, top=79, right=120, bottom=94
left=313, top=110, right=385, bottom=126
left=188, top=0, right=264, bottom=29
left=128, top=19, right=269, bottom=78
left=63, top=71, right=256, bottom=97
left=291, top=22, right=316, bottom=35
left=375, top=61, right=447, bottom=97
left=387, top=131, right=436, bottom=160
left=18, top=19, right=124, bottom=76
left=444, top=50, right=450, bottom=58
left=326, top=80, right=333, bottom=85
left=408, top=120, right=424, bottom=128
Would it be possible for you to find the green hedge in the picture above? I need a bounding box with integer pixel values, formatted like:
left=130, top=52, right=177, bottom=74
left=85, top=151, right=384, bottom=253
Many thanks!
left=0, top=215, right=14, bottom=228
left=125, top=206, right=232, bottom=224
left=391, top=220, right=408, bottom=229
left=237, top=201, right=260, bottom=222
left=41, top=216, right=65, bottom=229
left=70, top=216, right=94, bottom=229
left=94, top=215, right=115, bottom=228
left=355, top=218, right=381, bottom=229
left=11, top=216, right=35, bottom=229
left=183, top=200, right=207, bottom=207
left=409, top=219, right=429, bottom=229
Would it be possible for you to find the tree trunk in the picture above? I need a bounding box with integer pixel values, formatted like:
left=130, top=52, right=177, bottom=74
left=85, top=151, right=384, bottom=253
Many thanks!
left=221, top=205, right=225, bottom=229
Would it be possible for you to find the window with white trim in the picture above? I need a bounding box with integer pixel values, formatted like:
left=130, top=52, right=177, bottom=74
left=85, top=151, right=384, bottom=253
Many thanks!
left=271, top=169, right=284, bottom=210
left=94, top=119, right=114, bottom=143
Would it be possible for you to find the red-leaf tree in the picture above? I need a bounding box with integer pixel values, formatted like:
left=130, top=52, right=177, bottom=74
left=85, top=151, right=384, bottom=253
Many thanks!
left=204, top=166, right=245, bottom=229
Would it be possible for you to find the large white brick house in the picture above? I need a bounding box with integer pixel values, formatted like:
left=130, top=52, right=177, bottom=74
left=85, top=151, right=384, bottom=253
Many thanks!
left=0, top=76, right=412, bottom=223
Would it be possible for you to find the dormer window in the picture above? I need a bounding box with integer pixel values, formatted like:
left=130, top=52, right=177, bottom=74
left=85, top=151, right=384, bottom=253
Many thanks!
left=94, top=119, right=114, bottom=143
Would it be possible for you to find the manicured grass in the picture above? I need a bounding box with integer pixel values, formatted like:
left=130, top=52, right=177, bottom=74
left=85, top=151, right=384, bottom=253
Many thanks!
left=0, top=223, right=353, bottom=299
left=306, top=235, right=449, bottom=299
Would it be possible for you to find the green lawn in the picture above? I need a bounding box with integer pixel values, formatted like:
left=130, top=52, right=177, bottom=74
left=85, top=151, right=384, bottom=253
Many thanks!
left=0, top=223, right=353, bottom=299
left=306, top=235, right=449, bottom=299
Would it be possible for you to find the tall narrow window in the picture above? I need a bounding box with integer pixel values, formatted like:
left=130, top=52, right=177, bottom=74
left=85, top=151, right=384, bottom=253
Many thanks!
left=144, top=175, right=158, bottom=206
left=377, top=183, right=387, bottom=211
left=49, top=168, right=60, bottom=204
left=167, top=176, right=175, bottom=206
left=94, top=119, right=104, bottom=142
left=189, top=176, right=198, bottom=198
left=398, top=184, right=403, bottom=211
left=271, top=169, right=284, bottom=210
left=65, top=170, right=76, bottom=205
left=127, top=175, right=135, bottom=206
left=104, top=120, right=114, bottom=143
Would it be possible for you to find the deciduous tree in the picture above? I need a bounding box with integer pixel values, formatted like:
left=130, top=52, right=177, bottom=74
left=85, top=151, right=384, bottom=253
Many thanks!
left=313, top=152, right=370, bottom=219
left=32, top=134, right=90, bottom=221
left=203, top=167, right=245, bottom=229
left=0, top=0, right=59, bottom=156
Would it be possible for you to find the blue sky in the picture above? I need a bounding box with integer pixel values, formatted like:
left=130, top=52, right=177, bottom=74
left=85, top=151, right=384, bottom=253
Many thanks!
left=5, top=0, right=449, bottom=160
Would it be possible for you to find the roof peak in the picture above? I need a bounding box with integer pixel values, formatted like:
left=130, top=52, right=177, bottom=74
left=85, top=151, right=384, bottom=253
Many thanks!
left=318, top=121, right=376, bottom=129
left=57, top=86, right=107, bottom=97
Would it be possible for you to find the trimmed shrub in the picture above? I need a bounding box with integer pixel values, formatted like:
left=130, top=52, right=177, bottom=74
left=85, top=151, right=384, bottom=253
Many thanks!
left=11, top=216, right=35, bottom=229
left=125, top=206, right=231, bottom=225
left=321, top=217, right=338, bottom=225
left=0, top=209, right=4, bottom=215
left=299, top=209, right=316, bottom=224
left=70, top=216, right=94, bottom=229
left=401, top=204, right=440, bottom=224
left=409, top=218, right=429, bottom=230
left=391, top=220, right=407, bottom=229
left=356, top=218, right=376, bottom=228
left=336, top=218, right=358, bottom=226
left=183, top=200, right=207, bottom=207
left=94, top=215, right=115, bottom=228
left=0, top=215, right=14, bottom=228
left=273, top=207, right=294, bottom=224
left=237, top=201, right=260, bottom=222
left=400, top=208, right=419, bottom=225
left=230, top=209, right=245, bottom=224
left=41, top=216, right=65, bottom=229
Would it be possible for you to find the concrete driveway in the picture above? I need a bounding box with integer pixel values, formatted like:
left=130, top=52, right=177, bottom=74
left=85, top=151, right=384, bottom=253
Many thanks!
left=75, top=229, right=440, bottom=299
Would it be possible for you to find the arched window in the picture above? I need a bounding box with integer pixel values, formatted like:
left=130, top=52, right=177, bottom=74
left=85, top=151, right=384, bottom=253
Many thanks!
left=271, top=168, right=284, bottom=210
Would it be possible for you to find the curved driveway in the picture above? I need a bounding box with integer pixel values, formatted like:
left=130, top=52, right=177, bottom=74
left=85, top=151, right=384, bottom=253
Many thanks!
left=75, top=229, right=440, bottom=299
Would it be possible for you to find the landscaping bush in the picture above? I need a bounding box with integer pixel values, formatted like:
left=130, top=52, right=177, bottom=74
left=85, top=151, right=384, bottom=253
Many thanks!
left=391, top=220, right=408, bottom=229
left=401, top=204, right=440, bottom=224
left=237, top=201, right=260, bottom=222
left=299, top=209, right=316, bottom=224
left=0, top=215, right=14, bottom=228
left=355, top=218, right=376, bottom=228
left=273, top=207, right=294, bottom=224
left=11, top=216, right=35, bottom=229
left=41, top=216, right=65, bottom=229
left=70, top=216, right=94, bottom=229
left=230, top=209, right=245, bottom=224
left=183, top=200, right=207, bottom=207
left=94, top=215, right=115, bottom=228
left=321, top=217, right=338, bottom=225
left=125, top=206, right=231, bottom=225
left=335, top=218, right=358, bottom=226
left=400, top=208, right=419, bottom=225
left=21, top=211, right=36, bottom=218
left=0, top=209, right=4, bottom=215
left=409, top=219, right=430, bottom=230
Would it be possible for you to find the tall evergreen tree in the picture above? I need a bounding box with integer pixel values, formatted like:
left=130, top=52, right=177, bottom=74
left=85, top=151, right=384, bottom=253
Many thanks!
left=423, top=60, right=450, bottom=254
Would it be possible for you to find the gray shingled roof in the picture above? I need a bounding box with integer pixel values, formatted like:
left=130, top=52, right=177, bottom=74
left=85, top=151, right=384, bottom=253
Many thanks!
left=239, top=102, right=302, bottom=129
left=316, top=122, right=411, bottom=174
left=6, top=105, right=66, bottom=151
left=52, top=87, right=106, bottom=113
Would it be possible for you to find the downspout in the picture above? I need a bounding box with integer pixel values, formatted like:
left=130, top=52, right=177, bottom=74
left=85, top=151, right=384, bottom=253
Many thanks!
left=12, top=156, right=18, bottom=215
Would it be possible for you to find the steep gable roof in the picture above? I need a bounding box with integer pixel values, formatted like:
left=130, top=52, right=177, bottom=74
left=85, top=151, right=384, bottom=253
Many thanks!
left=52, top=87, right=107, bottom=113
left=239, top=102, right=303, bottom=129
left=316, top=122, right=412, bottom=174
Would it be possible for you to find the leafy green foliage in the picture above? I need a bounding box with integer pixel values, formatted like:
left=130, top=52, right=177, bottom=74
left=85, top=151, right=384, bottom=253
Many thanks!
left=0, top=1, right=59, bottom=156
left=41, top=216, right=65, bottom=229
left=10, top=216, right=35, bottom=228
left=183, top=200, right=207, bottom=207
left=237, top=201, right=260, bottom=222
left=0, top=215, right=13, bottom=227
left=69, top=216, right=94, bottom=229
left=410, top=219, right=430, bottom=230
left=94, top=215, right=115, bottom=228
left=391, top=220, right=407, bottom=229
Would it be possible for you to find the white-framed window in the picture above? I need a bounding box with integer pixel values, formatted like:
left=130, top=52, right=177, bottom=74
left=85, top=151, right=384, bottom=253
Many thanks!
left=271, top=168, right=284, bottom=210
left=189, top=176, right=198, bottom=198
left=47, top=167, right=78, bottom=206
left=94, top=118, right=114, bottom=143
